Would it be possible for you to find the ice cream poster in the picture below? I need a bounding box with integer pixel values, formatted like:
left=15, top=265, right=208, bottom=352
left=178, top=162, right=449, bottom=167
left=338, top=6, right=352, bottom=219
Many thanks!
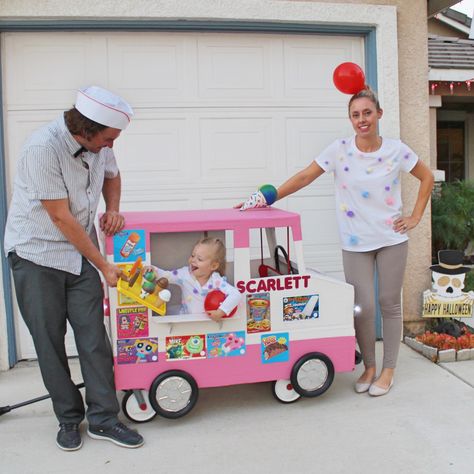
left=283, top=295, right=319, bottom=321
left=117, top=337, right=158, bottom=365
left=165, top=335, right=207, bottom=361
left=261, top=333, right=289, bottom=364
left=116, top=306, right=149, bottom=339
left=113, top=229, right=146, bottom=263
left=207, top=331, right=246, bottom=358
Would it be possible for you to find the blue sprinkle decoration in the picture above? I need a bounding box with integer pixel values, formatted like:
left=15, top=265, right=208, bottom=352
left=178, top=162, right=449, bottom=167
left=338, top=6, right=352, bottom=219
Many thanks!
left=378, top=157, right=382, bottom=162
left=346, top=210, right=355, bottom=218
left=349, top=235, right=359, bottom=246
left=344, top=166, right=349, bottom=172
left=385, top=185, right=391, bottom=191
left=193, top=288, right=199, bottom=294
left=342, top=139, right=346, bottom=144
left=361, top=191, right=370, bottom=198
left=393, top=178, right=399, bottom=185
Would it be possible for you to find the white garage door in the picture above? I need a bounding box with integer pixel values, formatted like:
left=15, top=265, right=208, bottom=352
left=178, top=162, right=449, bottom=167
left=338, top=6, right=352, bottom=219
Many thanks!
left=3, top=31, right=364, bottom=359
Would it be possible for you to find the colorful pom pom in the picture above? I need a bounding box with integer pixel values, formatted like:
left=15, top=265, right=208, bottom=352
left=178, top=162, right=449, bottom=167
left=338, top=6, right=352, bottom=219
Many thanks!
left=349, top=235, right=359, bottom=246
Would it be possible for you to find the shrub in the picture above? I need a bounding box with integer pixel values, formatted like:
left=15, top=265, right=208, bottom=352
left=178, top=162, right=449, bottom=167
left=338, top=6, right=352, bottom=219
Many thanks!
left=431, top=180, right=474, bottom=263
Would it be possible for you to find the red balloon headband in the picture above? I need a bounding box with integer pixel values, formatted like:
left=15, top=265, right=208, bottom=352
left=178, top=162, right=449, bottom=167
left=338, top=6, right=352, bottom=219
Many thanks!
left=333, top=62, right=366, bottom=95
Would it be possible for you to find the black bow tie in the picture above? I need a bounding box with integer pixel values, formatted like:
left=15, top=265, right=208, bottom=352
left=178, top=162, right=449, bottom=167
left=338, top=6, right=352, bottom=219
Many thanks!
left=73, top=146, right=87, bottom=158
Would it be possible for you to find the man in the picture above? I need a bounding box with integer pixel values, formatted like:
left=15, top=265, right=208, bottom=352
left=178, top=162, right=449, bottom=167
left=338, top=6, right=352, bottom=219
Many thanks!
left=4, top=86, right=144, bottom=451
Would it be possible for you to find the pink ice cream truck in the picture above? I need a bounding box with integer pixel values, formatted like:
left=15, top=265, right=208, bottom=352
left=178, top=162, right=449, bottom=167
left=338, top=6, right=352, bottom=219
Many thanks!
left=103, top=208, right=356, bottom=422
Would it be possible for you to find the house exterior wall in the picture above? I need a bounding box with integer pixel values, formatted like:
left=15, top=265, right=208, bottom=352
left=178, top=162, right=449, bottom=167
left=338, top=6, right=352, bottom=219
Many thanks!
left=428, top=17, right=463, bottom=36
left=0, top=0, right=432, bottom=368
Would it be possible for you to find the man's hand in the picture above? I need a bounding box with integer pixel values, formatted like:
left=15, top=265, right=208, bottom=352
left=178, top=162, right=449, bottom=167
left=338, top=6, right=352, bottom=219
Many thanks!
left=102, top=262, right=124, bottom=287
left=99, top=211, right=125, bottom=236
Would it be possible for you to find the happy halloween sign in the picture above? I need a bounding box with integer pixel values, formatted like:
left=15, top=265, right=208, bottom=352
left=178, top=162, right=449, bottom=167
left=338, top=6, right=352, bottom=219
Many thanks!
left=422, top=250, right=474, bottom=318
left=422, top=294, right=474, bottom=317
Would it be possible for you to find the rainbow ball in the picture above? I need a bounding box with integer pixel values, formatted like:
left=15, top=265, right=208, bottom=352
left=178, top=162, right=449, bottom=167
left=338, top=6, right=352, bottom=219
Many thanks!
left=259, top=184, right=277, bottom=205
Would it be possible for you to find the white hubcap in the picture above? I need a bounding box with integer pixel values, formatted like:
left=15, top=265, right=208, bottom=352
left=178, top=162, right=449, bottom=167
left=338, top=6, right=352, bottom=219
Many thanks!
left=156, top=376, right=192, bottom=412
left=297, top=359, right=328, bottom=391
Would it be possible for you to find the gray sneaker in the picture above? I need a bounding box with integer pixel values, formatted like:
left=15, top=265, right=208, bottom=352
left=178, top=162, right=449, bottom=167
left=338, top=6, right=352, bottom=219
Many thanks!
left=56, top=423, right=82, bottom=451
left=87, top=422, right=144, bottom=448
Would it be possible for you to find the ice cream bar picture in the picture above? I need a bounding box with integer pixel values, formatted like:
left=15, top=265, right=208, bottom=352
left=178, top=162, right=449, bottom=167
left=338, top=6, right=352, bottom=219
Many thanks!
left=301, top=295, right=319, bottom=317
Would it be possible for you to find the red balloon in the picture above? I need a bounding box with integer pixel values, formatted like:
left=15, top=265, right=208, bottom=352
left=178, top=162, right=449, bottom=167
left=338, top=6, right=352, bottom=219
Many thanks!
left=204, top=289, right=237, bottom=318
left=333, top=62, right=366, bottom=95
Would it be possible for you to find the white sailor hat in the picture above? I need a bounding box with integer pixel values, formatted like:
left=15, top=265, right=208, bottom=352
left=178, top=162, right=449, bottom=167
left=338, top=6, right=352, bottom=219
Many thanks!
left=75, top=85, right=133, bottom=130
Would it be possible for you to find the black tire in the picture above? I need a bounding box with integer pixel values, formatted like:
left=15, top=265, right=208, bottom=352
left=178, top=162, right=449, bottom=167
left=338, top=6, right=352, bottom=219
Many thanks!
left=121, top=390, right=157, bottom=423
left=149, top=370, right=198, bottom=419
left=271, top=380, right=301, bottom=404
left=355, top=350, right=362, bottom=365
left=290, top=352, right=334, bottom=397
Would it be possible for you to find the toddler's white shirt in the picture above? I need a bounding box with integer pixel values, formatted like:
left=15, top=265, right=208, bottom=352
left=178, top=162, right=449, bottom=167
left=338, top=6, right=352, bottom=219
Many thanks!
left=154, top=265, right=242, bottom=315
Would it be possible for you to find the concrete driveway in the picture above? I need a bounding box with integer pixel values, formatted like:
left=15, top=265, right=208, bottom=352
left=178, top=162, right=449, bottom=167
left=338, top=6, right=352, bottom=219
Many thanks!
left=0, top=342, right=472, bottom=474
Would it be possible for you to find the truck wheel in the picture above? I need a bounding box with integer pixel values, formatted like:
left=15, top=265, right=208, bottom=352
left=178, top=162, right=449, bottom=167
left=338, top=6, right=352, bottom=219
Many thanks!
left=149, top=370, right=198, bottom=419
left=290, top=352, right=334, bottom=397
left=122, top=390, right=157, bottom=423
left=271, top=379, right=301, bottom=404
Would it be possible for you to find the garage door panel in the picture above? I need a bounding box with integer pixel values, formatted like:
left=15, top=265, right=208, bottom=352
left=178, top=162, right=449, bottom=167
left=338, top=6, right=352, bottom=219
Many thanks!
left=4, top=33, right=107, bottom=110
left=197, top=35, right=277, bottom=99
left=285, top=115, right=353, bottom=172
left=114, top=116, right=191, bottom=186
left=288, top=193, right=343, bottom=277
left=199, top=116, right=274, bottom=179
left=108, top=35, right=195, bottom=105
left=283, top=36, right=364, bottom=103
left=120, top=195, right=194, bottom=212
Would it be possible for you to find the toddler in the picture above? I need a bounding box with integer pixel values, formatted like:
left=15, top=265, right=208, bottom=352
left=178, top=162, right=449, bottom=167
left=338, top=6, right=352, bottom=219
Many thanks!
left=144, top=237, right=241, bottom=321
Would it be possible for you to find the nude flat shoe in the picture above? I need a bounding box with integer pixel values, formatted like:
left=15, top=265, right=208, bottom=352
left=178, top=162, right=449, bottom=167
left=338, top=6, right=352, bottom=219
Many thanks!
left=368, top=379, right=393, bottom=397
left=354, top=377, right=376, bottom=393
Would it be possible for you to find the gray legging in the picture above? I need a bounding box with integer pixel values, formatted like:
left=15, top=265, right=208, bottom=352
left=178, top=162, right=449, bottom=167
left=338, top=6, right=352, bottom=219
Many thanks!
left=342, top=241, right=408, bottom=369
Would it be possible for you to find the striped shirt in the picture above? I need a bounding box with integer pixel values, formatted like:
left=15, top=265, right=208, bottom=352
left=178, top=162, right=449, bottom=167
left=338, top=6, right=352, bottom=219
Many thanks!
left=4, top=114, right=119, bottom=275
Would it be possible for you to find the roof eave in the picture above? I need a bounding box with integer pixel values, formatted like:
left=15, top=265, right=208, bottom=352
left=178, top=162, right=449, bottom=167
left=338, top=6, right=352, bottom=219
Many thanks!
left=429, top=68, right=474, bottom=81
left=428, top=0, right=459, bottom=18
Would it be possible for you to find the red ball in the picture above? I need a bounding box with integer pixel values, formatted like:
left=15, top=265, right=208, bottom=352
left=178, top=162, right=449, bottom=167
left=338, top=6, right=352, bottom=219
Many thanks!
left=204, top=289, right=237, bottom=318
left=333, top=62, right=366, bottom=95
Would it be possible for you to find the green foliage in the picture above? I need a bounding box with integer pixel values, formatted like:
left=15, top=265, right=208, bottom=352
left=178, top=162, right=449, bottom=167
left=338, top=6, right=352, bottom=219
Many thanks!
left=431, top=180, right=474, bottom=260
left=465, top=271, right=474, bottom=292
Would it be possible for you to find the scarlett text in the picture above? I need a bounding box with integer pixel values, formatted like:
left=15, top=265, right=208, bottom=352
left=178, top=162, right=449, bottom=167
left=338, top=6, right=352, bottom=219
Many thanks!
left=236, top=275, right=311, bottom=294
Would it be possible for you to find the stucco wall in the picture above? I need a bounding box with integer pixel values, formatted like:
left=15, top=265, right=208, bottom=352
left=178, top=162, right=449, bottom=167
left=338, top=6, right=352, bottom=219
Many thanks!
left=0, top=1, right=432, bottom=366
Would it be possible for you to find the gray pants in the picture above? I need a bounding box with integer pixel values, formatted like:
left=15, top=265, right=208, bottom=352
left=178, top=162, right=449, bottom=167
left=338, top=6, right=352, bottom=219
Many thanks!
left=342, top=242, right=408, bottom=369
left=9, top=253, right=119, bottom=427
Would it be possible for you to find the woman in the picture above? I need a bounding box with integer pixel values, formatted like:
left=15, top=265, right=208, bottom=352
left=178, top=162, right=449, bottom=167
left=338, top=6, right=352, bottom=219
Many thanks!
left=273, top=87, right=434, bottom=396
